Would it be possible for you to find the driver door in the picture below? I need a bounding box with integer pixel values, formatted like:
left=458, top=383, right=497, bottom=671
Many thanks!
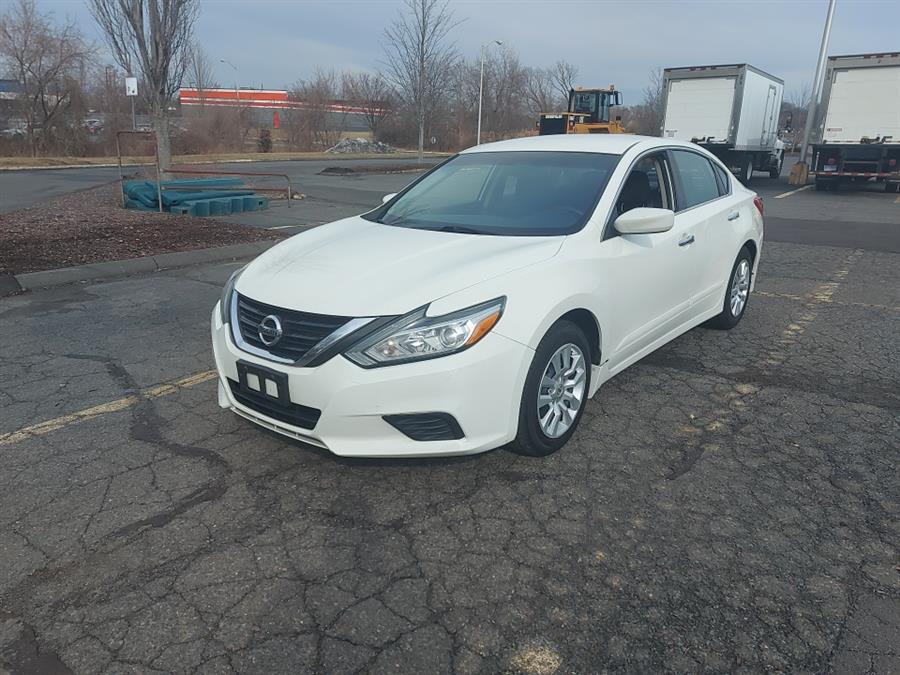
left=598, top=152, right=702, bottom=374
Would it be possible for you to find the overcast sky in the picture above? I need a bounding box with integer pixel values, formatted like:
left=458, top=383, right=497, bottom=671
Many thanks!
left=33, top=0, right=900, bottom=100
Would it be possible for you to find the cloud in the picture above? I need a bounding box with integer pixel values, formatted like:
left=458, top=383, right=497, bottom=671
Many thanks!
left=33, top=0, right=900, bottom=98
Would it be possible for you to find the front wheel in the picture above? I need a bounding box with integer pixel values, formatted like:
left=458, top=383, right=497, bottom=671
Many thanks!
left=509, top=321, right=591, bottom=457
left=707, top=246, right=753, bottom=330
left=769, top=154, right=783, bottom=178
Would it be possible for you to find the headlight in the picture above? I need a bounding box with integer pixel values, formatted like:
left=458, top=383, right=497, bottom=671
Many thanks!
left=219, top=266, right=245, bottom=324
left=343, top=297, right=505, bottom=367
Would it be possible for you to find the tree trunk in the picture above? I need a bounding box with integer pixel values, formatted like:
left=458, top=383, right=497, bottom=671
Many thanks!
left=417, top=108, right=424, bottom=162
left=152, top=106, right=172, bottom=178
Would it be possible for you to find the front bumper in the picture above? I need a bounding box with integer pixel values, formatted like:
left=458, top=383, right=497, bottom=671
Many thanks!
left=211, top=304, right=533, bottom=458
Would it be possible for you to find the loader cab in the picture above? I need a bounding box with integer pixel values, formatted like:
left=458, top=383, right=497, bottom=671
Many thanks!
left=568, top=87, right=622, bottom=124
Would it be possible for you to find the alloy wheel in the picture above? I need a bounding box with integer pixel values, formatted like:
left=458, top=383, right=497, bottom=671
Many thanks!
left=537, top=343, right=587, bottom=438
left=730, top=259, right=751, bottom=316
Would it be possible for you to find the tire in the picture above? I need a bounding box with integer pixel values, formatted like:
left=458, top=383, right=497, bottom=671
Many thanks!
left=509, top=321, right=592, bottom=457
left=707, top=246, right=753, bottom=330
left=740, top=157, right=754, bottom=183
left=885, top=182, right=899, bottom=194
left=815, top=179, right=828, bottom=191
left=769, top=154, right=783, bottom=179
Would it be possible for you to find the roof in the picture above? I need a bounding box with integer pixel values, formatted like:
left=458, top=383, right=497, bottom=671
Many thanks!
left=461, top=134, right=689, bottom=156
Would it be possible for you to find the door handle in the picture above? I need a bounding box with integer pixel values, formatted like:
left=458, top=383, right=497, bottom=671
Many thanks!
left=678, top=234, right=695, bottom=247
left=727, top=211, right=740, bottom=221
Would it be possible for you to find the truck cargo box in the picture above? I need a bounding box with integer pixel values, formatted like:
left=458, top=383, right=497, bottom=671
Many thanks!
left=661, top=64, right=784, bottom=152
left=812, top=52, right=900, bottom=145
left=810, top=53, right=900, bottom=193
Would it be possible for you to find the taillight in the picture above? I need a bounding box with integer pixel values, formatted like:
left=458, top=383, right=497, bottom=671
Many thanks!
left=826, top=157, right=837, bottom=165
left=753, top=195, right=764, bottom=215
left=890, top=159, right=897, bottom=167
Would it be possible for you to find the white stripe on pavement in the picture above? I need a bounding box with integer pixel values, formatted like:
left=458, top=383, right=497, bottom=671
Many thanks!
left=773, top=185, right=814, bottom=199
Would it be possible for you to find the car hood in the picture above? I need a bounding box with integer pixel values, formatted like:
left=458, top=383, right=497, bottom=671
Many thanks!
left=235, top=216, right=564, bottom=316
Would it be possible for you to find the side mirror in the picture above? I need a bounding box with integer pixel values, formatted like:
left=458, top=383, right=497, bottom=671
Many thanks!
left=614, top=207, right=674, bottom=235
left=382, top=193, right=397, bottom=204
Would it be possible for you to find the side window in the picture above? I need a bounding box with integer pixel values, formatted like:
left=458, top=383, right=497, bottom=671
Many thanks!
left=615, top=154, right=671, bottom=216
left=711, top=162, right=730, bottom=196
left=671, top=150, right=721, bottom=210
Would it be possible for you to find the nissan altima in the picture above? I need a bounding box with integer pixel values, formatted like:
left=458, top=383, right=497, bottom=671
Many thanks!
left=211, top=134, right=763, bottom=458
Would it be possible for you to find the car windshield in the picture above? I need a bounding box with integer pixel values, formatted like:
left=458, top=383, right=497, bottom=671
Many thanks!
left=365, top=151, right=619, bottom=236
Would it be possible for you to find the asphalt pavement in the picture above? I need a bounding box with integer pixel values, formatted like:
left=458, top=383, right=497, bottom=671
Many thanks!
left=0, top=158, right=439, bottom=215
left=0, top=153, right=898, bottom=674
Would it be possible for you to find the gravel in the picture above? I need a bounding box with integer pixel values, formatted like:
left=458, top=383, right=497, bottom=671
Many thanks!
left=326, top=138, right=396, bottom=154
left=0, top=183, right=285, bottom=275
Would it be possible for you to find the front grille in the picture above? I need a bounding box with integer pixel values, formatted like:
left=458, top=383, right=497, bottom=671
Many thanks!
left=228, top=378, right=321, bottom=430
left=235, top=293, right=351, bottom=362
left=383, top=413, right=465, bottom=441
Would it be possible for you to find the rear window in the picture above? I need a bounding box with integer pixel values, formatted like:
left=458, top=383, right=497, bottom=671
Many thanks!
left=711, top=162, right=730, bottom=196
left=365, top=151, right=619, bottom=236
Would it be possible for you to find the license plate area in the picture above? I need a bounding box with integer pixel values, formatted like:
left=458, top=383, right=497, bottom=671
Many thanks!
left=236, top=360, right=290, bottom=405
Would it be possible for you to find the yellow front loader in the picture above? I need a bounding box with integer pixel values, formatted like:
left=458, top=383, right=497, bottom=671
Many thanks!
left=538, top=86, right=627, bottom=135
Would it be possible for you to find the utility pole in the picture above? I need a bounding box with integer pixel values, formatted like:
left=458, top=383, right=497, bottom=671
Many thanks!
left=791, top=0, right=836, bottom=184
left=476, top=40, right=503, bottom=146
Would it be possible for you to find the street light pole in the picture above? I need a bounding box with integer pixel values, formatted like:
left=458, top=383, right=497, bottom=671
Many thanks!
left=476, top=40, right=503, bottom=146
left=220, top=59, right=240, bottom=150
left=798, top=0, right=837, bottom=173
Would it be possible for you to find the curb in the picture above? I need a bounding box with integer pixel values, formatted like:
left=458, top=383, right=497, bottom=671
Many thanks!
left=11, top=240, right=279, bottom=292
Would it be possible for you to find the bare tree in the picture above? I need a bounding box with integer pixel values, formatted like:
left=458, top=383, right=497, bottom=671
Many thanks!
left=382, top=0, right=459, bottom=159
left=525, top=66, right=557, bottom=117
left=342, top=71, right=393, bottom=136
left=87, top=0, right=199, bottom=170
left=788, top=81, right=812, bottom=110
left=477, top=45, right=529, bottom=139
left=188, top=43, right=216, bottom=108
left=0, top=0, right=93, bottom=156
left=642, top=67, right=665, bottom=133
left=550, top=59, right=579, bottom=103
left=286, top=69, right=344, bottom=150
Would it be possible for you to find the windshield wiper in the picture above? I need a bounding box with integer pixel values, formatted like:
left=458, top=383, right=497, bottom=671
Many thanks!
left=432, top=224, right=487, bottom=235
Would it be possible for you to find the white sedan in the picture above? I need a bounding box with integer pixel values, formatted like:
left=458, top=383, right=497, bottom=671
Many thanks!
left=211, top=134, right=763, bottom=458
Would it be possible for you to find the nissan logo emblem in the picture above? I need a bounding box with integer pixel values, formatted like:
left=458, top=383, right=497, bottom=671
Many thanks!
left=258, top=314, right=283, bottom=347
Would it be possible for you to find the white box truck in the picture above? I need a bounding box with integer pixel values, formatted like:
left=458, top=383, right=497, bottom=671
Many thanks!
left=810, top=52, right=900, bottom=192
left=661, top=64, right=785, bottom=182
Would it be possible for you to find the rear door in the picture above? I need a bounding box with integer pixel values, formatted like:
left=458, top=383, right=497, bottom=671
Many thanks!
left=663, top=77, right=736, bottom=143
left=668, top=149, right=743, bottom=316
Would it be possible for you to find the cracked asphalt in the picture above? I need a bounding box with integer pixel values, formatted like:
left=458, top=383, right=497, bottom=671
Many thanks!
left=1, top=189, right=899, bottom=673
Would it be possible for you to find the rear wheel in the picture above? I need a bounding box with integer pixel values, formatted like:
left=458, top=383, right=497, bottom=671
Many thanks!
left=707, top=247, right=753, bottom=330
left=885, top=182, right=899, bottom=194
left=740, top=157, right=754, bottom=183
left=510, top=321, right=591, bottom=457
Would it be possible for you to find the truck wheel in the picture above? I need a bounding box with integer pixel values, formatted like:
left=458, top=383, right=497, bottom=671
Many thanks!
left=885, top=182, right=899, bottom=194
left=815, top=180, right=828, bottom=191
left=740, top=157, right=753, bottom=183
left=769, top=155, right=783, bottom=179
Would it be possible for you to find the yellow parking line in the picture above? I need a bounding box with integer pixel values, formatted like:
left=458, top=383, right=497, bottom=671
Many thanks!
left=756, top=290, right=899, bottom=312
left=0, top=370, right=217, bottom=448
left=773, top=185, right=814, bottom=199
